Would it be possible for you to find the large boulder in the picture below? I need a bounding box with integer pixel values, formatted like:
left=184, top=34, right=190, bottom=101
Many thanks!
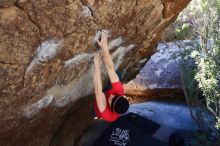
left=124, top=41, right=193, bottom=102
left=0, top=0, right=191, bottom=146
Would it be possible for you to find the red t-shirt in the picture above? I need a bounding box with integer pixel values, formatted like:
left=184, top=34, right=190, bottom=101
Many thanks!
left=94, top=81, right=124, bottom=122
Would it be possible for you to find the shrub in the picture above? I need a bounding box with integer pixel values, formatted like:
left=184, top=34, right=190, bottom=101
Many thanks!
left=175, top=0, right=220, bottom=144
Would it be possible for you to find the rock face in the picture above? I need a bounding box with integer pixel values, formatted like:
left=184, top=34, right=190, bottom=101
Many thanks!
left=0, top=0, right=191, bottom=146
left=124, top=42, right=192, bottom=102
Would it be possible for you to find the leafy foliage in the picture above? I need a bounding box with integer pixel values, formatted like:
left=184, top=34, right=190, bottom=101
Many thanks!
left=175, top=0, right=220, bottom=145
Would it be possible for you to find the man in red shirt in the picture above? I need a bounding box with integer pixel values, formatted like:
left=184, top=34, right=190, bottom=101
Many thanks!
left=93, top=32, right=129, bottom=122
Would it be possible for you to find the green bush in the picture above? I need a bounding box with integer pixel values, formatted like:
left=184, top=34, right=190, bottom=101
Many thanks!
left=175, top=0, right=220, bottom=144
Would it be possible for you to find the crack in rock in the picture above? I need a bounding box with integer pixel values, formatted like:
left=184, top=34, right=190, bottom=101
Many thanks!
left=0, top=61, right=19, bottom=65
left=14, top=2, right=43, bottom=39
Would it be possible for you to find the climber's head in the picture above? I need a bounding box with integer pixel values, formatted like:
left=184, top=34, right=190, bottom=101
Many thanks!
left=108, top=95, right=129, bottom=114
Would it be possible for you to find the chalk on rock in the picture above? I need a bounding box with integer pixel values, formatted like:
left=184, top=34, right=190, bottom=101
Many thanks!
left=93, top=29, right=110, bottom=50
left=23, top=95, right=53, bottom=118
left=81, top=6, right=92, bottom=18
left=26, top=39, right=63, bottom=73
left=36, top=39, right=63, bottom=62
left=64, top=53, right=93, bottom=68
left=108, top=37, right=123, bottom=51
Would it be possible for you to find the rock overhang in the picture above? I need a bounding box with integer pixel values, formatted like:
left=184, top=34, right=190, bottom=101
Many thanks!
left=0, top=0, right=191, bottom=146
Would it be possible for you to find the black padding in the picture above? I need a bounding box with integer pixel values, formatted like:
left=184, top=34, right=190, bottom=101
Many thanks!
left=94, top=112, right=166, bottom=146
left=169, top=132, right=185, bottom=146
left=123, top=113, right=160, bottom=135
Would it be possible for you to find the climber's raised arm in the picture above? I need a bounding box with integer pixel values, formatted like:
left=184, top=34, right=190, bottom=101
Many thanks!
left=93, top=53, right=107, bottom=113
left=97, top=32, right=119, bottom=83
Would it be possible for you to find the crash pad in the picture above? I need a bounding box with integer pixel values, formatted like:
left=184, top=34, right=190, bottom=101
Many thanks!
left=94, top=112, right=167, bottom=146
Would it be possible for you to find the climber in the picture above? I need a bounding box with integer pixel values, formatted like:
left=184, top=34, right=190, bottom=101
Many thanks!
left=93, top=31, right=129, bottom=122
